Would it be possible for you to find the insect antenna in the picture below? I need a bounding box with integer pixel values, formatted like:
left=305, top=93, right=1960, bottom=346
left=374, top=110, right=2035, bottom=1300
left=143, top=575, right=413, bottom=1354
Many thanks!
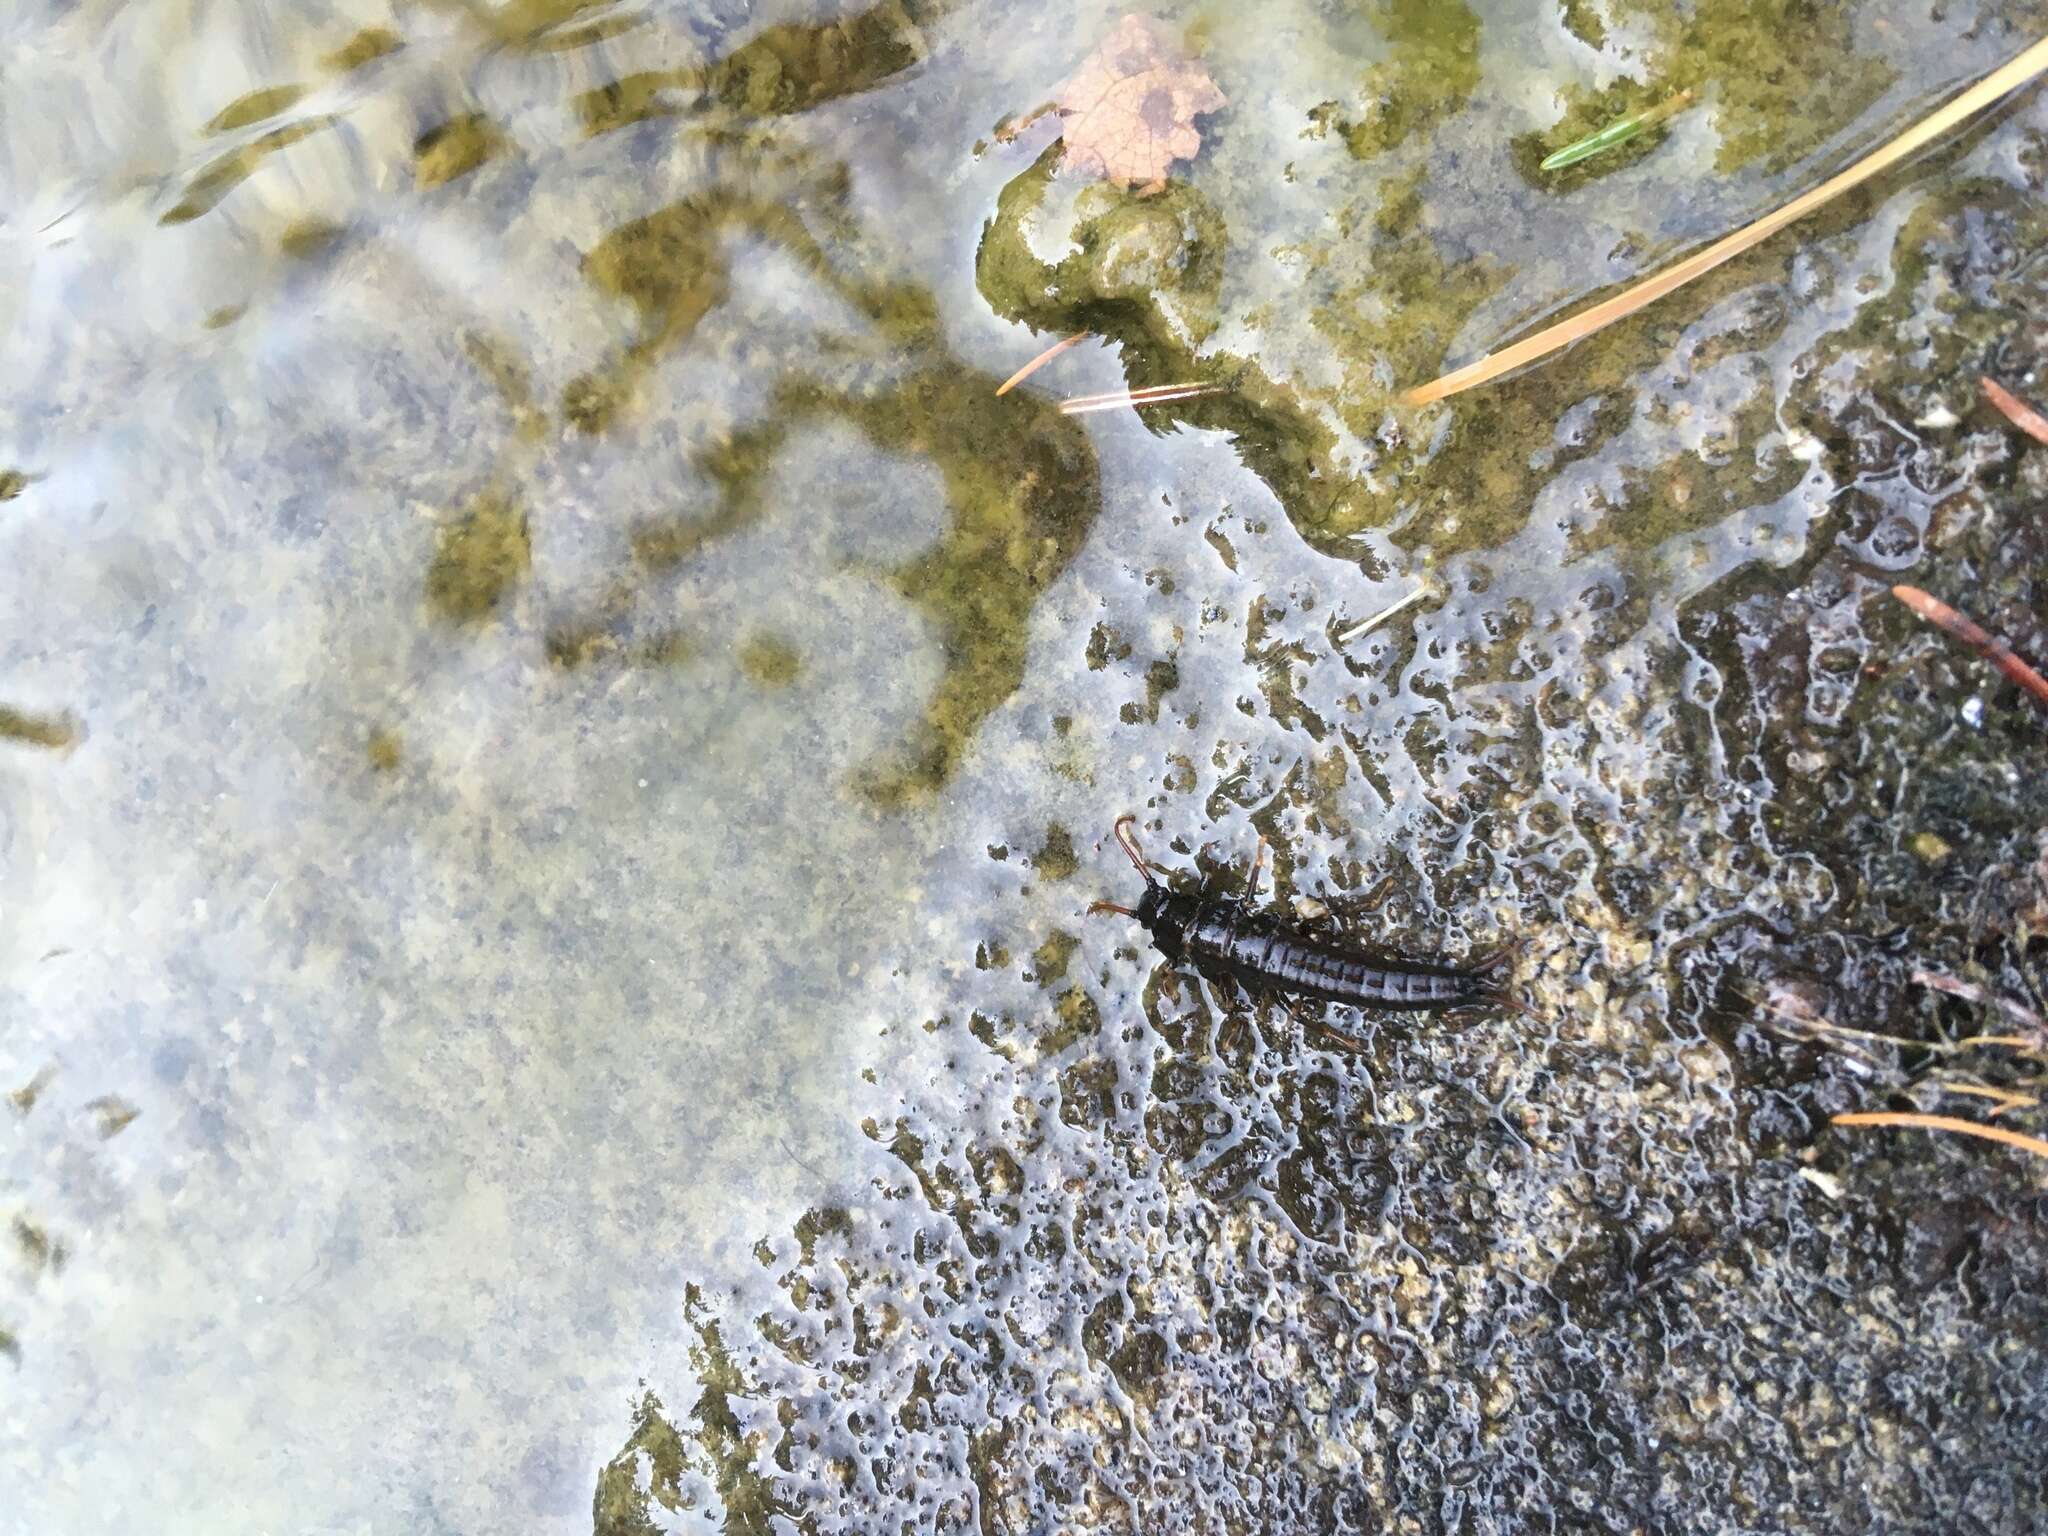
left=1087, top=901, right=1138, bottom=918
left=1111, top=814, right=1158, bottom=883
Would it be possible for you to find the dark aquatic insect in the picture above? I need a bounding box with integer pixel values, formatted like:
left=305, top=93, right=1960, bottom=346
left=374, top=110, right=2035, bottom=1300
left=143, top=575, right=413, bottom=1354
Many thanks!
left=1089, top=815, right=1519, bottom=1022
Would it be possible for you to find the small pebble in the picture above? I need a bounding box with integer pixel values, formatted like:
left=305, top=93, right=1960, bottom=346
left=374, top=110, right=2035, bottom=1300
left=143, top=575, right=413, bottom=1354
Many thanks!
left=1798, top=1167, right=1844, bottom=1200
left=1910, top=831, right=1953, bottom=863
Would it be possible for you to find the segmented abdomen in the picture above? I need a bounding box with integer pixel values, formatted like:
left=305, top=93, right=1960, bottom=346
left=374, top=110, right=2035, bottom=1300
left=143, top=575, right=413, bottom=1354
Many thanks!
left=1187, top=909, right=1489, bottom=1011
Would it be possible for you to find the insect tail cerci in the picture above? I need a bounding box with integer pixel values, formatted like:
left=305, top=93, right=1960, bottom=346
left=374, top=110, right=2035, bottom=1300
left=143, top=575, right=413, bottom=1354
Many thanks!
left=1088, top=814, right=1526, bottom=1023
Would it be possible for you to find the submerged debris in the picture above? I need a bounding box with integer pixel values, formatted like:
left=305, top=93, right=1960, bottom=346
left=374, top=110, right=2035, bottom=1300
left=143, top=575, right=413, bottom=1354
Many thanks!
left=8, top=1068, right=56, bottom=1115
left=1913, top=969, right=2048, bottom=1050
left=1539, top=89, right=1693, bottom=171
left=1981, top=375, right=2048, bottom=446
left=1004, top=14, right=1227, bottom=195
left=1058, top=380, right=1225, bottom=415
left=0, top=706, right=81, bottom=750
left=1833, top=1111, right=2048, bottom=1163
left=1891, top=584, right=2048, bottom=714
left=996, top=331, right=1090, bottom=396
left=1337, top=580, right=1433, bottom=644
left=85, top=1096, right=141, bottom=1139
left=1404, top=36, right=2048, bottom=403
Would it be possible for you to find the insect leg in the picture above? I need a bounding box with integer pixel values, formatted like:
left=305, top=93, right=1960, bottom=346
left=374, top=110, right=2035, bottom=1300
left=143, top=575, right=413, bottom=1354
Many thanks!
left=1212, top=974, right=1259, bottom=1060
left=1110, top=814, right=1166, bottom=882
left=1295, top=998, right=1369, bottom=1053
left=1265, top=991, right=1361, bottom=1053
left=1242, top=839, right=1268, bottom=902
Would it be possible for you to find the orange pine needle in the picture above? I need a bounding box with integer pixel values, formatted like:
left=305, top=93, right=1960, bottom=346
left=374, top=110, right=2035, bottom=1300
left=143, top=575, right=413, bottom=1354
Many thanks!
left=995, top=331, right=1090, bottom=396
left=1981, top=375, right=2048, bottom=446
left=1402, top=36, right=2048, bottom=405
left=1939, top=1083, right=2039, bottom=1118
left=1891, top=584, right=2048, bottom=712
left=1832, top=1111, right=2048, bottom=1162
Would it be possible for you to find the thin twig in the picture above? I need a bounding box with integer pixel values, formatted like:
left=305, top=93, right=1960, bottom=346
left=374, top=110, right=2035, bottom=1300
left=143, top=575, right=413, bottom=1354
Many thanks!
left=1938, top=1082, right=2040, bottom=1118
left=1337, top=582, right=1432, bottom=644
left=1402, top=36, right=2048, bottom=405
left=1059, top=382, right=1225, bottom=416
left=996, top=331, right=1090, bottom=396
left=1981, top=376, right=2048, bottom=446
left=1832, top=1110, right=2048, bottom=1162
left=1891, top=585, right=2048, bottom=713
left=1752, top=989, right=2035, bottom=1059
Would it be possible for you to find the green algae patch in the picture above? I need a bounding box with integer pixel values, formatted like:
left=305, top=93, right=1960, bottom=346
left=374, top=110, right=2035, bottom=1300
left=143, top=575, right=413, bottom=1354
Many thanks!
left=592, top=1391, right=690, bottom=1536
left=159, top=117, right=336, bottom=226
left=0, top=469, right=29, bottom=501
left=564, top=158, right=939, bottom=434
left=543, top=590, right=695, bottom=670
left=689, top=365, right=1099, bottom=806
left=1030, top=928, right=1079, bottom=986
left=1340, top=0, right=1481, bottom=161
left=414, top=114, right=508, bottom=190
left=365, top=729, right=402, bottom=773
left=1559, top=0, right=1607, bottom=50
left=566, top=195, right=731, bottom=434
left=425, top=491, right=530, bottom=624
left=322, top=27, right=403, bottom=75
left=1121, top=658, right=1181, bottom=726
left=1518, top=0, right=1895, bottom=186
left=972, top=151, right=1515, bottom=552
left=204, top=84, right=308, bottom=136
left=1031, top=824, right=1079, bottom=884
left=278, top=217, right=346, bottom=262
left=738, top=634, right=802, bottom=689
left=976, top=149, right=1227, bottom=354
left=459, top=117, right=1091, bottom=805
left=592, top=1299, right=794, bottom=1536
left=577, top=0, right=937, bottom=136
left=0, top=706, right=80, bottom=750
left=702, top=0, right=930, bottom=117
left=977, top=149, right=1512, bottom=554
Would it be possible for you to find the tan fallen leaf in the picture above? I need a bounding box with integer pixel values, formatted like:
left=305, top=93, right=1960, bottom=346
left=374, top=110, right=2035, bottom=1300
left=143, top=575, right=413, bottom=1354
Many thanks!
left=1051, top=14, right=1225, bottom=195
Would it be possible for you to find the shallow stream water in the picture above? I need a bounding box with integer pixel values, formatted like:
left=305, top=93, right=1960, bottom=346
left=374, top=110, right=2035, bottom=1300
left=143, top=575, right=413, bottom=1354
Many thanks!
left=4, top=2, right=2047, bottom=1531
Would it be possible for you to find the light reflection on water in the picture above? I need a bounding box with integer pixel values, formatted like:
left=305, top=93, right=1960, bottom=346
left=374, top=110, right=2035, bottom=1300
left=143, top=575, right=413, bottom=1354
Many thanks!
left=2, top=0, right=2044, bottom=1529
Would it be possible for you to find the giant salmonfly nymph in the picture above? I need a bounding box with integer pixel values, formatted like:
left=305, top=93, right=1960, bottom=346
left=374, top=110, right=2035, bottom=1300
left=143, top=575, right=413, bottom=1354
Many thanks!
left=1089, top=814, right=1523, bottom=1029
